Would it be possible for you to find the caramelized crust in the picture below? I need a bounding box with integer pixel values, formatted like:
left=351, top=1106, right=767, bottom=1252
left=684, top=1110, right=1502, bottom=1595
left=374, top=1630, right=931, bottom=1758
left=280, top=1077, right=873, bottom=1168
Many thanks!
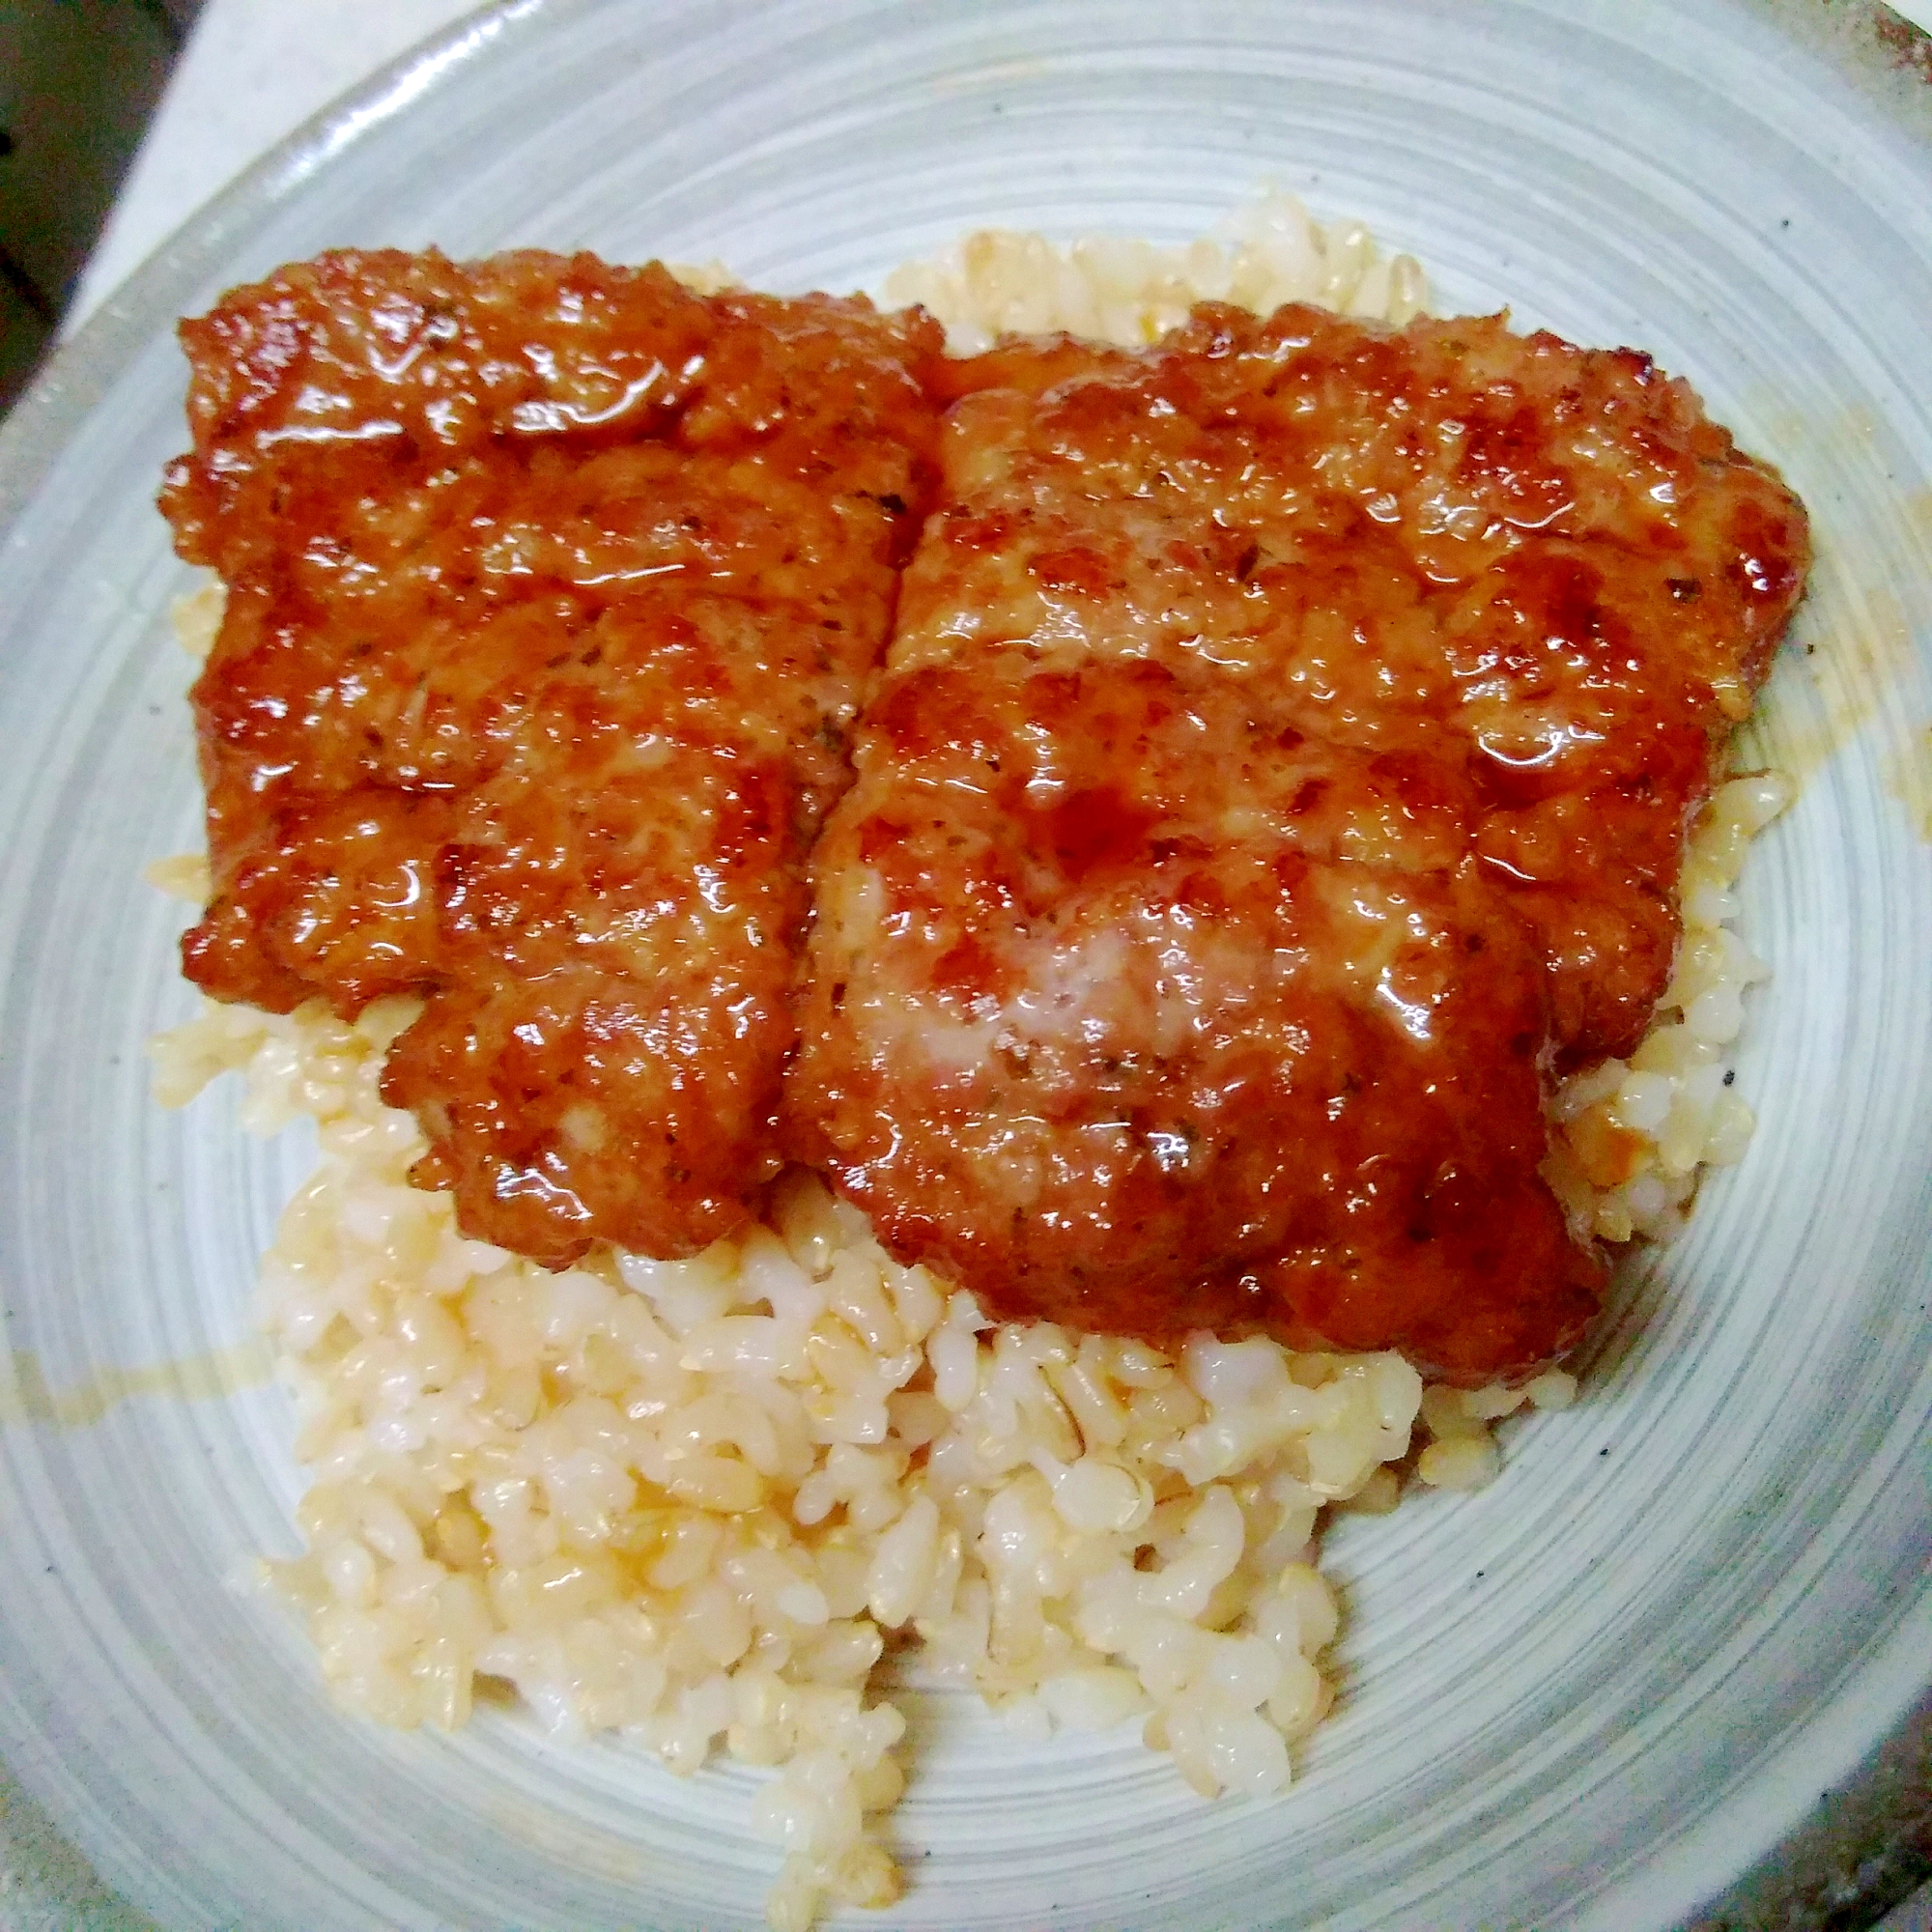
left=786, top=303, right=1809, bottom=1379
left=161, top=250, right=942, bottom=1264
left=166, top=258, right=1808, bottom=1376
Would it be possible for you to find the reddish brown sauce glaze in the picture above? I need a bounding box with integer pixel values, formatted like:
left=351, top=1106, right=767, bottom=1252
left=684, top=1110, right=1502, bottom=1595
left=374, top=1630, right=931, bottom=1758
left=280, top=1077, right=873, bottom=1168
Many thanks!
left=166, top=264, right=1809, bottom=1378
left=161, top=250, right=942, bottom=1264
left=785, top=303, right=1809, bottom=1382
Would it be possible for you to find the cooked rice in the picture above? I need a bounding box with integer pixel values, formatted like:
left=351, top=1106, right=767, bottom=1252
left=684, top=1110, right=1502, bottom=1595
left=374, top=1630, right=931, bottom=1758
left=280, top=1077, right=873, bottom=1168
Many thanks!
left=149, top=195, right=1790, bottom=1929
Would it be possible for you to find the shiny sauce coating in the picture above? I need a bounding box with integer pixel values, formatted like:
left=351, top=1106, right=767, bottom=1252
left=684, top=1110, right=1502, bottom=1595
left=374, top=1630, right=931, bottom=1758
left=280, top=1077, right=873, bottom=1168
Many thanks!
left=785, top=304, right=1809, bottom=1380
left=165, top=264, right=1809, bottom=1379
left=162, top=251, right=941, bottom=1264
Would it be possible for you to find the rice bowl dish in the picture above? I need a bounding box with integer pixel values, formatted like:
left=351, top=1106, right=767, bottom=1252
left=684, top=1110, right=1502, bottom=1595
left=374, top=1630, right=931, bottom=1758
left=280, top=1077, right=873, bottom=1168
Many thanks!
left=0, top=4, right=1927, bottom=1928
left=149, top=203, right=1804, bottom=1928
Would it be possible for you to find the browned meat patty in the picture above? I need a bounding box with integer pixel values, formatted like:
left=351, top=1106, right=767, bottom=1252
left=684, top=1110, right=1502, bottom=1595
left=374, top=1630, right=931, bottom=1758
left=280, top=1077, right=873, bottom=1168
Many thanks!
left=783, top=303, right=1809, bottom=1381
left=161, top=249, right=942, bottom=1265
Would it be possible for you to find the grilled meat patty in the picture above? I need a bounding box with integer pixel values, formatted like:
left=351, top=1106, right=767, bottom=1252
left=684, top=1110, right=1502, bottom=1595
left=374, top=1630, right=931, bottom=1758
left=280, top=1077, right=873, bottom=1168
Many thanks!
left=784, top=303, right=1808, bottom=1379
left=162, top=249, right=941, bottom=1264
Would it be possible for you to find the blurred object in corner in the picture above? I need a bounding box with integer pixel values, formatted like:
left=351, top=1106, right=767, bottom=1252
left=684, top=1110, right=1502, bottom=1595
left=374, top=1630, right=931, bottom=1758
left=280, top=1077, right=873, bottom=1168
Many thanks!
left=1, top=0, right=200, bottom=416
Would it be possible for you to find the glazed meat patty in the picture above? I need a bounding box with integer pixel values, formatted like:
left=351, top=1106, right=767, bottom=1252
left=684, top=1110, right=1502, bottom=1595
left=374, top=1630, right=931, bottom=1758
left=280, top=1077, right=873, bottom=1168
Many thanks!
left=161, top=250, right=941, bottom=1265
left=784, top=303, right=1810, bottom=1380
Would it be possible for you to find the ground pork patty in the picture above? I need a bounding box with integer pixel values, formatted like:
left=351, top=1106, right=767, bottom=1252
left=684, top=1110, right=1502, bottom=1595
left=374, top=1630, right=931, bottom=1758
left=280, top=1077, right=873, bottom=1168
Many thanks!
left=783, top=301, right=1810, bottom=1382
left=160, top=249, right=942, bottom=1265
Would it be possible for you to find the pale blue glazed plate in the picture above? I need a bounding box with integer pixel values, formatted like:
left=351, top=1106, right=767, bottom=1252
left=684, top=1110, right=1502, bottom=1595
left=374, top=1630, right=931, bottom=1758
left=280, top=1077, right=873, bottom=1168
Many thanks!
left=0, top=3, right=1928, bottom=1926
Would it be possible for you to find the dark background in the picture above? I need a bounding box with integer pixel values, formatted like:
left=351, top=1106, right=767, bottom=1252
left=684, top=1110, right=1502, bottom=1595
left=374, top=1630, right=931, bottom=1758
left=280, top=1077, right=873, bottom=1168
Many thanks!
left=0, top=0, right=201, bottom=415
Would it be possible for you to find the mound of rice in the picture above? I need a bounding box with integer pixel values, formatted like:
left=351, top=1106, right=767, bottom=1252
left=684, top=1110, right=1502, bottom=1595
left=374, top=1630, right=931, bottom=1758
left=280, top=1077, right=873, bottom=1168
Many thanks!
left=148, top=196, right=1790, bottom=1930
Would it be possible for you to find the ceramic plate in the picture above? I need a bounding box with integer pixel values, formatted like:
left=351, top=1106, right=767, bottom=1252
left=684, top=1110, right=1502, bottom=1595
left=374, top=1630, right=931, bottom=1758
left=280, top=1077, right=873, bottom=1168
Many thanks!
left=1, top=2, right=1929, bottom=1926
